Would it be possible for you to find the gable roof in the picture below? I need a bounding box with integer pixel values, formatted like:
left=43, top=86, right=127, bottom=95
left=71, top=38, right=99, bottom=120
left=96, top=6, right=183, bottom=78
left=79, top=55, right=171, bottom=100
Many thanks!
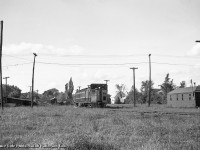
left=168, top=86, right=198, bottom=94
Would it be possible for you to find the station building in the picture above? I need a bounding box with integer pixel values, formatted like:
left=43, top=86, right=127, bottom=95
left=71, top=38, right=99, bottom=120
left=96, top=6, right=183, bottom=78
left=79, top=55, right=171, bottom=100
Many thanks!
left=167, top=86, right=200, bottom=107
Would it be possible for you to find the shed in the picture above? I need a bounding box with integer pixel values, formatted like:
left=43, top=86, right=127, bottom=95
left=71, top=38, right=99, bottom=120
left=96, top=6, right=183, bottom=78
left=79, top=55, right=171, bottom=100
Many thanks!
left=167, top=86, right=200, bottom=107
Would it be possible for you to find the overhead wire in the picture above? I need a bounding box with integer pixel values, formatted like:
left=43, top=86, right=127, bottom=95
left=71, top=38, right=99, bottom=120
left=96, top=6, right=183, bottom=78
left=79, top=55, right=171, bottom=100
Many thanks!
left=32, top=53, right=200, bottom=59
left=2, top=62, right=33, bottom=67
left=2, top=53, right=200, bottom=68
left=2, top=54, right=31, bottom=61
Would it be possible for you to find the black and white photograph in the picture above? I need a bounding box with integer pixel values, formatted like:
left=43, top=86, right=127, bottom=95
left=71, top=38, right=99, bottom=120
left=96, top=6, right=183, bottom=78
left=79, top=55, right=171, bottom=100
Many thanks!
left=0, top=0, right=200, bottom=149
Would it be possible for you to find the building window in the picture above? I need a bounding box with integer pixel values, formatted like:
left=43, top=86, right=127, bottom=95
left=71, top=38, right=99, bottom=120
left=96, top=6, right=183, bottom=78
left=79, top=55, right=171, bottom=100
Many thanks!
left=177, top=94, right=178, bottom=100
left=182, top=94, right=183, bottom=100
left=170, top=95, right=172, bottom=101
left=189, top=94, right=191, bottom=100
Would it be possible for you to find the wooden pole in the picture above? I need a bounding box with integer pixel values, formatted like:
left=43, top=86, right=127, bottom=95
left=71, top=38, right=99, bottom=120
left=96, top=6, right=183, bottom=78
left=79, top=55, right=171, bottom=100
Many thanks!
left=3, top=77, right=9, bottom=104
left=148, top=54, right=151, bottom=107
left=130, top=67, right=138, bottom=107
left=0, top=21, right=4, bottom=111
left=31, top=53, right=37, bottom=108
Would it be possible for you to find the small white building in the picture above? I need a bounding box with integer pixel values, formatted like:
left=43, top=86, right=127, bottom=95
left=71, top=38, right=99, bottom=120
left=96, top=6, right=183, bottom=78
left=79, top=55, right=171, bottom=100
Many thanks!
left=167, top=86, right=200, bottom=108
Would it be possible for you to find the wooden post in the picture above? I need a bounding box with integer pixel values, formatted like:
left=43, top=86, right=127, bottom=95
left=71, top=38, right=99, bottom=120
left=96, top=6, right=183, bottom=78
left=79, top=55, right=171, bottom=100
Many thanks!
left=31, top=53, right=37, bottom=108
left=0, top=21, right=4, bottom=111
left=130, top=67, right=138, bottom=107
left=3, top=77, right=10, bottom=104
left=148, top=54, right=151, bottom=107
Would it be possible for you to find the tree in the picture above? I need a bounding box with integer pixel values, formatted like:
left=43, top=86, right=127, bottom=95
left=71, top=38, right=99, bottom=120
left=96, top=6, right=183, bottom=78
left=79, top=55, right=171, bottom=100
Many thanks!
left=2, top=84, right=21, bottom=98
left=65, top=77, right=74, bottom=104
left=180, top=81, right=186, bottom=88
left=140, top=80, right=154, bottom=104
left=43, top=88, right=59, bottom=98
left=114, top=84, right=127, bottom=104
left=160, top=73, right=176, bottom=103
left=124, top=87, right=141, bottom=104
left=57, top=92, right=69, bottom=104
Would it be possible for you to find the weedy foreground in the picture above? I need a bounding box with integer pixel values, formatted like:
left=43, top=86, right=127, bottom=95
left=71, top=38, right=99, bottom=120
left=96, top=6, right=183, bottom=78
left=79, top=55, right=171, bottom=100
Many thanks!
left=0, top=105, right=200, bottom=150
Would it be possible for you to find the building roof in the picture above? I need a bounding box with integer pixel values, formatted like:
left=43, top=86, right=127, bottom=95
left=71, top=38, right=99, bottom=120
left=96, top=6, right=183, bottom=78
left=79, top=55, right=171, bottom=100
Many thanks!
left=168, top=86, right=200, bottom=94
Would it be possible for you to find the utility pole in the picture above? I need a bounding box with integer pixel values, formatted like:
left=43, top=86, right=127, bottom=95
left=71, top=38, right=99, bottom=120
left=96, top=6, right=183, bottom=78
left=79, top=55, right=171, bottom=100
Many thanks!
left=0, top=21, right=4, bottom=111
left=3, top=77, right=10, bottom=104
left=31, top=53, right=37, bottom=108
left=130, top=67, right=138, bottom=107
left=78, top=86, right=81, bottom=91
left=148, top=54, right=151, bottom=107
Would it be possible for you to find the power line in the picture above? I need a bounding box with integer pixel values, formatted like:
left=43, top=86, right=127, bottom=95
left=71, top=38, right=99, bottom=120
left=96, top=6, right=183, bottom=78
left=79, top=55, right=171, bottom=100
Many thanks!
left=36, top=61, right=148, bottom=66
left=2, top=54, right=31, bottom=61
left=3, top=53, right=200, bottom=59
left=2, top=61, right=199, bottom=68
left=153, top=54, right=200, bottom=59
left=2, top=62, right=32, bottom=67
left=36, top=61, right=198, bottom=66
left=37, top=54, right=200, bottom=59
left=151, top=62, right=196, bottom=66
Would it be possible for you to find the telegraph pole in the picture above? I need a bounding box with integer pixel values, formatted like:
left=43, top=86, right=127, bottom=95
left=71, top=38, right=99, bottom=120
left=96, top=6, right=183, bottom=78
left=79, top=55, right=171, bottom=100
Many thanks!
left=31, top=53, right=37, bottom=108
left=148, top=54, right=151, bottom=107
left=78, top=86, right=81, bottom=91
left=3, top=77, right=9, bottom=104
left=104, top=80, right=109, bottom=85
left=130, top=67, right=138, bottom=107
left=0, top=21, right=4, bottom=111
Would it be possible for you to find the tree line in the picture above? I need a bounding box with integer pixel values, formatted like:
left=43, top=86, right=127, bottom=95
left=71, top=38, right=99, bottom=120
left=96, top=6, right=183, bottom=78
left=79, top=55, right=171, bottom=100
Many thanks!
left=115, top=73, right=188, bottom=104
left=0, top=73, right=192, bottom=105
left=0, top=77, right=74, bottom=105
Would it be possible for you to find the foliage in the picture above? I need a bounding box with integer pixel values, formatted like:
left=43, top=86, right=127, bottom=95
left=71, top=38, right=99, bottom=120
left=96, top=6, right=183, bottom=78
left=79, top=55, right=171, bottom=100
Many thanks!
left=41, top=88, right=59, bottom=103
left=2, top=84, right=21, bottom=98
left=180, top=81, right=186, bottom=88
left=114, top=84, right=127, bottom=104
left=56, top=92, right=66, bottom=103
left=43, top=88, right=59, bottom=98
left=65, top=77, right=74, bottom=104
left=124, top=88, right=141, bottom=104
left=20, top=91, right=39, bottom=99
left=160, top=73, right=176, bottom=103
left=140, top=80, right=154, bottom=104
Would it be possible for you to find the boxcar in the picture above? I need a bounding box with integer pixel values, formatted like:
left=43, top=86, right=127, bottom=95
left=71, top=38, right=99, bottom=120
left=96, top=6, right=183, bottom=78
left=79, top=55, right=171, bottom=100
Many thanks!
left=74, top=83, right=108, bottom=108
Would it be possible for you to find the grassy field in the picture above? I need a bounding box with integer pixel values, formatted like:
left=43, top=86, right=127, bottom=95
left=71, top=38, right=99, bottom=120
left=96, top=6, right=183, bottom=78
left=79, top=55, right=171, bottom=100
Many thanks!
left=0, top=105, right=200, bottom=150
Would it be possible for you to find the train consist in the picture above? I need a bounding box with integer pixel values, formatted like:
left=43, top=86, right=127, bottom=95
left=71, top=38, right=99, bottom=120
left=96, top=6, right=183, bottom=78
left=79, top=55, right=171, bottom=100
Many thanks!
left=74, top=83, right=109, bottom=108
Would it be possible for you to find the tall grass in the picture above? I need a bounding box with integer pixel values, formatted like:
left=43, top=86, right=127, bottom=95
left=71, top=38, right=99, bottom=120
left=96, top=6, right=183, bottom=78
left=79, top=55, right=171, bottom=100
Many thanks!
left=0, top=106, right=200, bottom=150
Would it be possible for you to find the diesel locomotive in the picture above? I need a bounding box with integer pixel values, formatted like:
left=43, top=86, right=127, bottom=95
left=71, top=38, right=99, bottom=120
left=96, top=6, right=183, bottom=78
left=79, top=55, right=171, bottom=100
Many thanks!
left=74, top=83, right=109, bottom=108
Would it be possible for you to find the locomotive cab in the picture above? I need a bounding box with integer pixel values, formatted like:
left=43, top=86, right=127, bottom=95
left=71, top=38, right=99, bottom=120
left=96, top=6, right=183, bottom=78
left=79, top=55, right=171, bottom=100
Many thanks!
left=90, top=84, right=108, bottom=107
left=74, top=83, right=108, bottom=108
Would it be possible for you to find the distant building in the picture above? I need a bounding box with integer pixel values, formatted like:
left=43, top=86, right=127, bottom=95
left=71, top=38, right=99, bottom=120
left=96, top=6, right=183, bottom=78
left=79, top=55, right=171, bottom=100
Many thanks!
left=167, top=86, right=200, bottom=107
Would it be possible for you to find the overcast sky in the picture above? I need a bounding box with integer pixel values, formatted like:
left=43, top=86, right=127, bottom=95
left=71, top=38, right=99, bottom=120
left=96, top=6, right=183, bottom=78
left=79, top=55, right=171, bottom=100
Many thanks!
left=1, top=0, right=200, bottom=97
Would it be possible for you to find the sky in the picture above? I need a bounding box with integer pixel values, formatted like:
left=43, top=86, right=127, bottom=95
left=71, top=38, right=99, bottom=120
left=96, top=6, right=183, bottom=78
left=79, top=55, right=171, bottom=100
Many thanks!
left=0, top=0, right=200, bottom=98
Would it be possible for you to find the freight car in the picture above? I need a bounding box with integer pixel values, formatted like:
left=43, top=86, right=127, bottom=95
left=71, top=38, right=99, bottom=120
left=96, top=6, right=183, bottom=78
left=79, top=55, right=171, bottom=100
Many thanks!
left=74, top=83, right=109, bottom=108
